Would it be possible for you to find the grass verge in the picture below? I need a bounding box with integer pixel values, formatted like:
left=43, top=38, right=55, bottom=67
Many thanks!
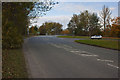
left=57, top=36, right=89, bottom=39
left=2, top=48, right=28, bottom=78
left=75, top=39, right=119, bottom=50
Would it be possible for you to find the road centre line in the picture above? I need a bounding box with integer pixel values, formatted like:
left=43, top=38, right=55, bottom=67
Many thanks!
left=107, top=63, right=119, bottom=69
left=97, top=59, right=114, bottom=63
left=49, top=43, right=118, bottom=69
left=50, top=43, right=99, bottom=57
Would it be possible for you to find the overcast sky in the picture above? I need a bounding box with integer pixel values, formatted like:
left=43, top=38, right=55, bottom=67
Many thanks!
left=31, top=1, right=119, bottom=29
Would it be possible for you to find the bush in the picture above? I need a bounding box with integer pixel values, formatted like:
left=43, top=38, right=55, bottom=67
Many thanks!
left=2, top=27, right=23, bottom=49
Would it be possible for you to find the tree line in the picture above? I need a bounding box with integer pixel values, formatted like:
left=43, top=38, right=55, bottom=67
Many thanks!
left=29, top=22, right=63, bottom=35
left=66, top=5, right=120, bottom=37
left=30, top=5, right=120, bottom=37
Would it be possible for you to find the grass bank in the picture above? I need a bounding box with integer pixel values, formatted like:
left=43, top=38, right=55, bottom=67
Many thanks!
left=2, top=48, right=28, bottom=78
left=57, top=36, right=89, bottom=39
left=75, top=39, right=119, bottom=50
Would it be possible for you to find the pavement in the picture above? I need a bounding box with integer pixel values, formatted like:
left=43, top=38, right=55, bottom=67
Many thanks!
left=23, top=35, right=119, bottom=78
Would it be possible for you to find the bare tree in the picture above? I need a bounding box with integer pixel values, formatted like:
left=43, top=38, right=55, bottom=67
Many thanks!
left=100, top=5, right=112, bottom=31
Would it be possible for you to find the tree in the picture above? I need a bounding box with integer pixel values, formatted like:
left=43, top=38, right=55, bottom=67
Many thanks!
left=29, top=25, right=39, bottom=35
left=39, top=25, right=46, bottom=35
left=68, top=10, right=101, bottom=36
left=2, top=1, right=57, bottom=49
left=29, top=1, right=59, bottom=17
left=110, top=17, right=120, bottom=37
left=39, top=22, right=63, bottom=35
left=34, top=25, right=38, bottom=31
left=67, top=14, right=79, bottom=35
left=89, top=13, right=101, bottom=36
left=100, top=5, right=112, bottom=34
left=29, top=26, right=34, bottom=34
left=2, top=2, right=34, bottom=49
left=61, top=29, right=70, bottom=35
left=102, top=17, right=120, bottom=37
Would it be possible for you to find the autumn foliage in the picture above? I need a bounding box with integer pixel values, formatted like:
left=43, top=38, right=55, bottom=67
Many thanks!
left=104, top=17, right=120, bottom=37
left=61, top=29, right=70, bottom=35
left=39, top=22, right=63, bottom=35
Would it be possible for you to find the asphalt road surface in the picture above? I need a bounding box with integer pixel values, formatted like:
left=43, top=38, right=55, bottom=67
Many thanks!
left=23, top=35, right=119, bottom=78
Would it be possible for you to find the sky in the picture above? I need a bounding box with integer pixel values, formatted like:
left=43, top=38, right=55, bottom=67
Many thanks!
left=31, top=1, right=119, bottom=29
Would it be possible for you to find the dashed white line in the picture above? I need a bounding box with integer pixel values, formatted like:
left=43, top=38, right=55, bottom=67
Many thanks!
left=107, top=63, right=119, bottom=69
left=97, top=59, right=114, bottom=63
left=80, top=54, right=98, bottom=57
left=70, top=51, right=80, bottom=53
left=49, top=43, right=118, bottom=69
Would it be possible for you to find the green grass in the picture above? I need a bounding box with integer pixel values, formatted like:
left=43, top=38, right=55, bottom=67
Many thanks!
left=2, top=49, right=28, bottom=78
left=57, top=36, right=89, bottom=39
left=75, top=39, right=119, bottom=50
left=58, top=36, right=120, bottom=40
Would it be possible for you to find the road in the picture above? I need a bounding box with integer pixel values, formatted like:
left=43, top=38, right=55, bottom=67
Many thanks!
left=23, top=35, right=119, bottom=78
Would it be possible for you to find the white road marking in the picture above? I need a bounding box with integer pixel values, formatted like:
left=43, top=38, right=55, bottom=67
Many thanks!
left=70, top=51, right=80, bottom=53
left=80, top=54, right=98, bottom=57
left=50, top=43, right=99, bottom=57
left=97, top=59, right=114, bottom=63
left=107, top=63, right=119, bottom=69
left=48, top=43, right=118, bottom=69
